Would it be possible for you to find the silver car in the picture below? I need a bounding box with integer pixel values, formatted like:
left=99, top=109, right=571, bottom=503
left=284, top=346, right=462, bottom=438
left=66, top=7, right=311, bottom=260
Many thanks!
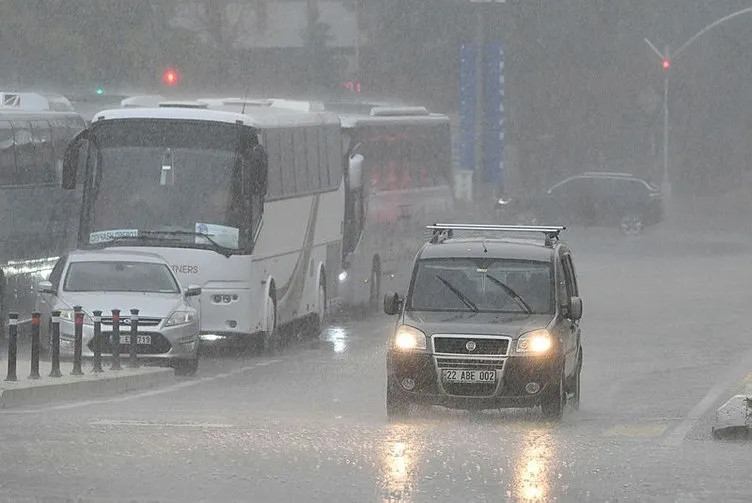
left=36, top=249, right=201, bottom=375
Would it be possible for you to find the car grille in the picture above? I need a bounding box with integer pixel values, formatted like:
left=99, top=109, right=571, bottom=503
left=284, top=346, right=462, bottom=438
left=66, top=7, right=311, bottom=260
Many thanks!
left=99, top=317, right=162, bottom=327
left=433, top=335, right=510, bottom=356
left=88, top=331, right=172, bottom=355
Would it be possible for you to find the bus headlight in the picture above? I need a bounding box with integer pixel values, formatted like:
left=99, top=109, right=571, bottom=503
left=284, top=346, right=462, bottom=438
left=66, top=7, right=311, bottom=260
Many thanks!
left=393, top=325, right=427, bottom=351
left=516, top=329, right=552, bottom=354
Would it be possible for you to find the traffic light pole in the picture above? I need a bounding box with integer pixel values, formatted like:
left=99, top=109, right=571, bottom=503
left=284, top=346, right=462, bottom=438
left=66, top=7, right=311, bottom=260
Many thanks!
left=662, top=49, right=670, bottom=199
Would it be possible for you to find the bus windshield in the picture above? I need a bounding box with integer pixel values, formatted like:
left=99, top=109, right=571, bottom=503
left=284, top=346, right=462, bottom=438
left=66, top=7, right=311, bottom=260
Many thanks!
left=85, top=119, right=252, bottom=251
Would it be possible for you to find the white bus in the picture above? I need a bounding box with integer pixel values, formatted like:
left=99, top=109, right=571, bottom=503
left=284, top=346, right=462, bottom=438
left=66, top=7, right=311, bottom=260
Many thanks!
left=0, top=108, right=86, bottom=320
left=334, top=105, right=455, bottom=311
left=62, top=104, right=346, bottom=352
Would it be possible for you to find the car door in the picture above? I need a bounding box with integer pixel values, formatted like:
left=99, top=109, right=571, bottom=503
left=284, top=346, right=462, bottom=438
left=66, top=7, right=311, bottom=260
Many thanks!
left=560, top=251, right=581, bottom=379
left=37, top=255, right=67, bottom=329
left=547, top=177, right=594, bottom=225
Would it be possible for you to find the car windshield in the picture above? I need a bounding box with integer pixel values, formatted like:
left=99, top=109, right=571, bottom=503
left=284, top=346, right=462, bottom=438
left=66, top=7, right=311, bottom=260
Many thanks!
left=409, top=258, right=552, bottom=313
left=63, top=261, right=180, bottom=293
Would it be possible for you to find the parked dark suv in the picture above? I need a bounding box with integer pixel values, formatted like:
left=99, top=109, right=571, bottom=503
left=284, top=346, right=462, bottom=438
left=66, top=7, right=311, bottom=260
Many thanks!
left=384, top=224, right=583, bottom=420
left=497, top=172, right=663, bottom=234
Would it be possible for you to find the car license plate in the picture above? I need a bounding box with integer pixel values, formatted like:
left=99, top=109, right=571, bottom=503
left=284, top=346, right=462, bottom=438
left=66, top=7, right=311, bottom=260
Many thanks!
left=119, top=335, right=152, bottom=345
left=442, top=369, right=496, bottom=384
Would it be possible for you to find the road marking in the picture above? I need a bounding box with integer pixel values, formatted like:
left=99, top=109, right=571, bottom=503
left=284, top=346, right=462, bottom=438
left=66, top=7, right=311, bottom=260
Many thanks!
left=663, top=345, right=752, bottom=447
left=90, top=419, right=233, bottom=428
left=603, top=423, right=668, bottom=438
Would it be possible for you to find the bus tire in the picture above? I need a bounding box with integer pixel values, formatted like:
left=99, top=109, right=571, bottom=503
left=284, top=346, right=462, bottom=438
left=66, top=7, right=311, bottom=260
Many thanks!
left=262, top=287, right=279, bottom=355
left=368, top=258, right=381, bottom=314
left=304, top=273, right=326, bottom=339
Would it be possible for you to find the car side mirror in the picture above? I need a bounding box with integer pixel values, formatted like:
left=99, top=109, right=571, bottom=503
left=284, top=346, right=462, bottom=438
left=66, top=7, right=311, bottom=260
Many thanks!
left=347, top=154, right=363, bottom=190
left=383, top=291, right=402, bottom=315
left=569, top=296, right=583, bottom=320
left=184, top=285, right=202, bottom=297
left=38, top=280, right=55, bottom=294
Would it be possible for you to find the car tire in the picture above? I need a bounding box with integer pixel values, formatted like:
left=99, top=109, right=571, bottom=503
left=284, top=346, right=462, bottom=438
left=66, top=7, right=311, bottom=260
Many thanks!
left=262, top=289, right=280, bottom=355
left=368, top=258, right=381, bottom=315
left=620, top=212, right=643, bottom=235
left=541, top=369, right=565, bottom=420
left=173, top=357, right=199, bottom=377
left=386, top=379, right=409, bottom=420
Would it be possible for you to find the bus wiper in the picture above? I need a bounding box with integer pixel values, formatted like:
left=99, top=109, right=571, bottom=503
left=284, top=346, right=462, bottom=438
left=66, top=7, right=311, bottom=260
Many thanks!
left=140, top=230, right=235, bottom=258
left=436, top=275, right=479, bottom=312
left=484, top=273, right=532, bottom=314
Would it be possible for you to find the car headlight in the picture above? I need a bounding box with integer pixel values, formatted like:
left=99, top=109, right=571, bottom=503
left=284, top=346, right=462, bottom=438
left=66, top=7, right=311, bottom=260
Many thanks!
left=393, top=325, right=427, bottom=351
left=516, top=329, right=552, bottom=354
left=165, top=310, right=197, bottom=327
left=58, top=309, right=93, bottom=325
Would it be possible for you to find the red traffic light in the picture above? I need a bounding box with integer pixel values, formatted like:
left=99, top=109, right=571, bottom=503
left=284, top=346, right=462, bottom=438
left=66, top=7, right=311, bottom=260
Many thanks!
left=162, top=68, right=180, bottom=86
left=662, top=59, right=671, bottom=70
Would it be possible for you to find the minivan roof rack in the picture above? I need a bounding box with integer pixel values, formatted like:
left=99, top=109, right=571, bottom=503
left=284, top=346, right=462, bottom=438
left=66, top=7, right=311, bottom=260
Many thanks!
left=426, top=223, right=566, bottom=246
left=582, top=171, right=634, bottom=177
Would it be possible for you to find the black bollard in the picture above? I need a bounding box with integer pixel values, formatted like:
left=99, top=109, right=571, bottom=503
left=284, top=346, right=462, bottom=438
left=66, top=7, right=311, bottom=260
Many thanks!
left=110, top=309, right=121, bottom=371
left=71, top=306, right=84, bottom=376
left=5, top=312, right=18, bottom=381
left=128, top=309, right=139, bottom=368
left=29, top=312, right=41, bottom=379
left=92, top=310, right=103, bottom=373
left=49, top=310, right=62, bottom=378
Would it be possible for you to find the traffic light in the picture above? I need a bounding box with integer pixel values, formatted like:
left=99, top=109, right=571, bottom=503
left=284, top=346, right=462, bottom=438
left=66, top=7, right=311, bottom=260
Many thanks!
left=662, top=59, right=671, bottom=70
left=162, top=68, right=180, bottom=86
left=95, top=88, right=105, bottom=95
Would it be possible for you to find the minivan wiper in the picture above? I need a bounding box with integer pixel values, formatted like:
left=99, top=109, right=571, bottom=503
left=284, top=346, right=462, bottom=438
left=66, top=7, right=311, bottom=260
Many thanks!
left=140, top=230, right=236, bottom=258
left=436, top=275, right=479, bottom=312
left=484, top=273, right=532, bottom=314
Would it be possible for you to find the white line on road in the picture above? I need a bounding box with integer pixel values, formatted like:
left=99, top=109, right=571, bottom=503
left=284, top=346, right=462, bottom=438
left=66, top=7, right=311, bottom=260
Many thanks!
left=90, top=419, right=234, bottom=428
left=663, top=344, right=752, bottom=447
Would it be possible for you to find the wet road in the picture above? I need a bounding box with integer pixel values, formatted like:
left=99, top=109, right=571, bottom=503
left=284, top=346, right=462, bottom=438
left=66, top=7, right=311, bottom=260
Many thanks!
left=2, top=226, right=752, bottom=502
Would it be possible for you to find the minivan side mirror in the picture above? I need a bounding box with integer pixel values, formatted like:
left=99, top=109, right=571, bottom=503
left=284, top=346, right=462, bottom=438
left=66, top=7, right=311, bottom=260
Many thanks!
left=38, top=280, right=55, bottom=294
left=383, top=291, right=402, bottom=315
left=569, top=296, right=583, bottom=320
left=185, top=285, right=202, bottom=297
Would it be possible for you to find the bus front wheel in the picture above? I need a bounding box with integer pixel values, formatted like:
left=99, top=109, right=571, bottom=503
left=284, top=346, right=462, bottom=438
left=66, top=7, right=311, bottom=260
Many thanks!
left=262, top=290, right=279, bottom=354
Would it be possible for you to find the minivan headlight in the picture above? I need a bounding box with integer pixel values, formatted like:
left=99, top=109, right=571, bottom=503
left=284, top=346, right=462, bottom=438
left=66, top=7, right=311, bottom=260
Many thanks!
left=516, top=329, right=552, bottom=354
left=165, top=310, right=196, bottom=327
left=393, top=325, right=427, bottom=351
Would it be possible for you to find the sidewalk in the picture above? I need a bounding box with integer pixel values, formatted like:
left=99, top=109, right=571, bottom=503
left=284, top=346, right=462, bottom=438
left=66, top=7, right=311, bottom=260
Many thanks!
left=0, top=358, right=174, bottom=409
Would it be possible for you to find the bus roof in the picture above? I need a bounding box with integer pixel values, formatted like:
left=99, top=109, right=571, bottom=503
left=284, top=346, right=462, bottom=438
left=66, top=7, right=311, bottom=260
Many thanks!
left=91, top=106, right=341, bottom=128
left=338, top=112, right=450, bottom=128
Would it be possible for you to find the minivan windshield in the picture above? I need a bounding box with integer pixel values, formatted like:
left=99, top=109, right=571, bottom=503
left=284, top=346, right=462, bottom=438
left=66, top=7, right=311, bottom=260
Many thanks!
left=63, top=261, right=180, bottom=293
left=408, top=258, right=553, bottom=314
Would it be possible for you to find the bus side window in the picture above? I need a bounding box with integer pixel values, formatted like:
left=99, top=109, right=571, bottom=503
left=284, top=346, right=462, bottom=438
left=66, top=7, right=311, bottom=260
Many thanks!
left=279, top=129, right=295, bottom=196
left=326, top=125, right=342, bottom=188
left=11, top=121, right=35, bottom=185
left=293, top=128, right=308, bottom=193
left=264, top=130, right=282, bottom=199
left=305, top=127, right=320, bottom=191
left=32, top=121, right=55, bottom=183
left=0, top=121, right=14, bottom=187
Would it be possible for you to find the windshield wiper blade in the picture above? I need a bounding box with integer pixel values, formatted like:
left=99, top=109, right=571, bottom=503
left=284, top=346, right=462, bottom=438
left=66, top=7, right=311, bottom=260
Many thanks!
left=436, top=275, right=479, bottom=312
left=140, top=230, right=235, bottom=257
left=484, top=273, right=532, bottom=314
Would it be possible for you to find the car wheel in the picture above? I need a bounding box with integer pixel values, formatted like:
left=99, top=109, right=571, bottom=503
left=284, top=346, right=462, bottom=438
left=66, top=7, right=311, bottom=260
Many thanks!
left=368, top=259, right=381, bottom=314
left=173, top=357, right=199, bottom=377
left=386, top=379, right=410, bottom=420
left=262, top=290, right=280, bottom=355
left=541, top=369, right=565, bottom=420
left=620, top=212, right=643, bottom=235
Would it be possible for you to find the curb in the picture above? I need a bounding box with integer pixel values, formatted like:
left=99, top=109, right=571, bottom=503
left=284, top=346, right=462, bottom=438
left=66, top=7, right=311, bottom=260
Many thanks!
left=712, top=382, right=752, bottom=440
left=0, top=367, right=175, bottom=409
